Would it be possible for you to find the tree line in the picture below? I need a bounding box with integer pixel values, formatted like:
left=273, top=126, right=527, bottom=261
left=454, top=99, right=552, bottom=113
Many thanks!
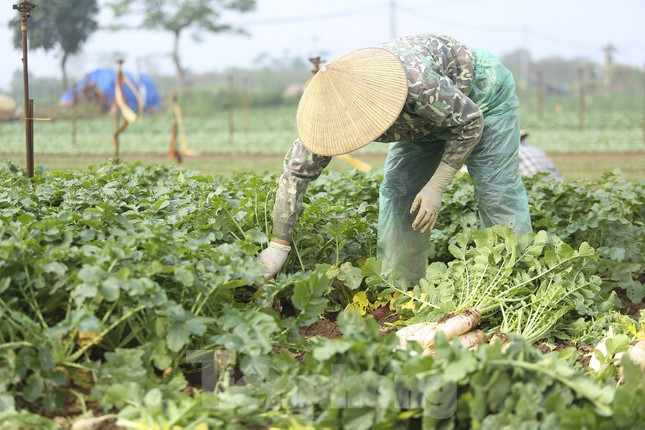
left=9, top=0, right=257, bottom=90
left=7, top=0, right=642, bottom=105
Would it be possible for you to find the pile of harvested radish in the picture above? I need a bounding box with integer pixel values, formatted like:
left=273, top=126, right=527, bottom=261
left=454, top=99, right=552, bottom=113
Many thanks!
left=395, top=308, right=487, bottom=356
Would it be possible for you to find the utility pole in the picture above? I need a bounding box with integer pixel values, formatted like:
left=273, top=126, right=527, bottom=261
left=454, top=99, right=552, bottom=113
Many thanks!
left=13, top=0, right=36, bottom=178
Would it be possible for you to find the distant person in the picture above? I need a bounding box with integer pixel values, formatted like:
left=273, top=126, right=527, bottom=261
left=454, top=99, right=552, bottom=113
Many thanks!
left=518, top=130, right=563, bottom=181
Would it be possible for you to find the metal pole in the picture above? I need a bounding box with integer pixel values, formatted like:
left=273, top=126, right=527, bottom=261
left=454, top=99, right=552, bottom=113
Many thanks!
left=28, top=99, right=34, bottom=171
left=13, top=1, right=36, bottom=178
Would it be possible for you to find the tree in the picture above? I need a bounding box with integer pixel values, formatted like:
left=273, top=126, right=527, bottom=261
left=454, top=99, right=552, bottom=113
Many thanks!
left=10, top=0, right=99, bottom=90
left=108, top=0, right=257, bottom=87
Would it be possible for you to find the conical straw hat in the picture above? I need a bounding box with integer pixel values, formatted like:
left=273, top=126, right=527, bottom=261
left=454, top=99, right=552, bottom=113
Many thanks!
left=296, top=47, right=408, bottom=156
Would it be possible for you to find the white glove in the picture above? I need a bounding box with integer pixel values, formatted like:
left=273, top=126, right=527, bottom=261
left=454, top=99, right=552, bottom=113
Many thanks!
left=410, top=163, right=458, bottom=233
left=257, top=241, right=291, bottom=279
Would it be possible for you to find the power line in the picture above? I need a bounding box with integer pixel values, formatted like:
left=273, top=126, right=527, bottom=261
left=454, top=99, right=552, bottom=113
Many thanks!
left=397, top=5, right=518, bottom=34
left=396, top=6, right=619, bottom=54
left=234, top=4, right=387, bottom=26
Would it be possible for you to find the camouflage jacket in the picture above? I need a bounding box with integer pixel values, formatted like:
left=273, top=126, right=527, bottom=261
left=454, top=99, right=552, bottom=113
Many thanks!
left=272, top=34, right=482, bottom=241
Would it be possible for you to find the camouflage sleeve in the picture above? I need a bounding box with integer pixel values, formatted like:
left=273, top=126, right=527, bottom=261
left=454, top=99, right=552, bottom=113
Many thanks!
left=272, top=138, right=332, bottom=242
left=408, top=70, right=484, bottom=169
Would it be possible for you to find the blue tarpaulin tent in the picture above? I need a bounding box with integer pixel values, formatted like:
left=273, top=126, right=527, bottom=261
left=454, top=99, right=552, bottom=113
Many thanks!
left=60, top=68, right=162, bottom=111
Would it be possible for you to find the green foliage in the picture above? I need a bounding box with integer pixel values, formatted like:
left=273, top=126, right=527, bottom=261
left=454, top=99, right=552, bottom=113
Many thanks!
left=0, top=160, right=643, bottom=427
left=10, top=0, right=99, bottom=88
left=0, top=159, right=271, bottom=411
left=370, top=226, right=604, bottom=343
left=2, top=106, right=645, bottom=157
left=525, top=172, right=645, bottom=302
left=177, top=80, right=295, bottom=115
left=109, top=0, right=256, bottom=30
left=107, top=0, right=257, bottom=84
left=424, top=172, right=645, bottom=303
left=11, top=0, right=99, bottom=55
left=289, top=271, right=332, bottom=326
left=286, top=170, right=381, bottom=273
left=613, top=355, right=645, bottom=428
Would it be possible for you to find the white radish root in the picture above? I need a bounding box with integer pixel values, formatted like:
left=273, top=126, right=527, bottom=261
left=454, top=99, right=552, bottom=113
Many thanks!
left=490, top=332, right=509, bottom=346
left=396, top=321, right=438, bottom=352
left=626, top=339, right=645, bottom=370
left=423, top=329, right=488, bottom=355
left=589, top=337, right=626, bottom=373
left=433, top=308, right=481, bottom=346
left=395, top=308, right=481, bottom=352
left=456, top=329, right=488, bottom=349
left=71, top=415, right=118, bottom=430
left=589, top=338, right=608, bottom=372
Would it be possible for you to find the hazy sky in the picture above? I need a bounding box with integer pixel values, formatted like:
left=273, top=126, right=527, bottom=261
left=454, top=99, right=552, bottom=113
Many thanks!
left=1, top=0, right=643, bottom=90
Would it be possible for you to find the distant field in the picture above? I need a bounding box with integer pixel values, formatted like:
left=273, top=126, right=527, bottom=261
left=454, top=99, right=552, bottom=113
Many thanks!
left=0, top=108, right=300, bottom=156
left=2, top=104, right=644, bottom=153
left=1, top=104, right=644, bottom=180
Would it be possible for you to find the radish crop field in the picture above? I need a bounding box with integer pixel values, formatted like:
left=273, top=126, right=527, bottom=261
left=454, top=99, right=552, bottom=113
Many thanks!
left=0, top=159, right=643, bottom=429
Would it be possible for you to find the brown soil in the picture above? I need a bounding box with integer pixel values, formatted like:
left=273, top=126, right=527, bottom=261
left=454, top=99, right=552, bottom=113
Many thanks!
left=615, top=286, right=645, bottom=319
left=6, top=150, right=642, bottom=426
left=14, top=387, right=122, bottom=429
left=31, top=150, right=645, bottom=164
left=548, top=151, right=645, bottom=159
left=533, top=343, right=553, bottom=354
left=296, top=304, right=401, bottom=340
left=534, top=341, right=595, bottom=368
left=299, top=318, right=342, bottom=339
left=371, top=303, right=401, bottom=334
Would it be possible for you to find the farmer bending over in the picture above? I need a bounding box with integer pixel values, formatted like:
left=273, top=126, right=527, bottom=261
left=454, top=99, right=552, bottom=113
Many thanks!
left=259, top=33, right=533, bottom=284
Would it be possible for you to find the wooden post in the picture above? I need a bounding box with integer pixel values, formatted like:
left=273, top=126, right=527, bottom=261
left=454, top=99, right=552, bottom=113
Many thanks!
left=169, top=93, right=182, bottom=163
left=113, top=111, right=120, bottom=157
left=169, top=122, right=182, bottom=163
left=578, top=67, right=585, bottom=131
left=227, top=75, right=234, bottom=146
left=112, top=59, right=130, bottom=157
left=13, top=1, right=36, bottom=178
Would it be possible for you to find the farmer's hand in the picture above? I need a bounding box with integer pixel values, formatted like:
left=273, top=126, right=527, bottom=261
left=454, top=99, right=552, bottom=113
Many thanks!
left=410, top=163, right=458, bottom=233
left=258, top=240, right=291, bottom=279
